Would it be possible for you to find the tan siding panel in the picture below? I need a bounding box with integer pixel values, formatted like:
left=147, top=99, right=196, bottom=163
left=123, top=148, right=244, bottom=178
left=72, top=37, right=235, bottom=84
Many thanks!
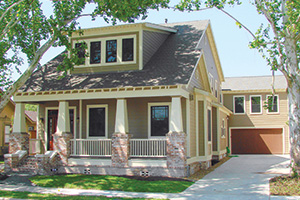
left=143, top=31, right=169, bottom=66
left=212, top=107, right=218, bottom=151
left=198, top=101, right=205, bottom=156
left=189, top=100, right=196, bottom=157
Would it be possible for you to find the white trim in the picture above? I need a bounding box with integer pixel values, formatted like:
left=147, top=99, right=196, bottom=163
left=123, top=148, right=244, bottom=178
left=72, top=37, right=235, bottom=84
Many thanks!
left=14, top=85, right=189, bottom=102
left=203, top=99, right=208, bottom=156
left=214, top=80, right=218, bottom=98
left=209, top=73, right=214, bottom=94
left=195, top=96, right=199, bottom=157
left=45, top=106, right=77, bottom=150
left=4, top=125, right=10, bottom=144
left=79, top=100, right=82, bottom=139
left=266, top=94, right=280, bottom=114
left=186, top=97, right=191, bottom=157
left=250, top=95, right=263, bottom=114
left=73, top=34, right=137, bottom=68
left=187, top=155, right=212, bottom=164
left=221, top=118, right=226, bottom=138
left=229, top=126, right=285, bottom=155
left=207, top=107, right=212, bottom=143
left=233, top=95, right=246, bottom=115
left=148, top=102, right=171, bottom=138
left=86, top=104, right=108, bottom=139
left=145, top=23, right=177, bottom=33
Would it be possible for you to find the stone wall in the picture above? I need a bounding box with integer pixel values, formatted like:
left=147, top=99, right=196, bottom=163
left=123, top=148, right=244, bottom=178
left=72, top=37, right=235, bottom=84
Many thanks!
left=9, top=133, right=29, bottom=154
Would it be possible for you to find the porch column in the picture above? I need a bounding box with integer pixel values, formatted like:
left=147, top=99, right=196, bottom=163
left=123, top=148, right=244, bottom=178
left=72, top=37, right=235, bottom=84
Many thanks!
left=167, top=96, right=186, bottom=169
left=112, top=99, right=131, bottom=167
left=53, top=101, right=72, bottom=165
left=9, top=103, right=29, bottom=154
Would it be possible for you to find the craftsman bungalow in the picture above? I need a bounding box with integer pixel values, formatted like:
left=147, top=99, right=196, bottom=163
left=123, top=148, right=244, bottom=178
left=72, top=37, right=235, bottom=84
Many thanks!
left=6, top=20, right=231, bottom=177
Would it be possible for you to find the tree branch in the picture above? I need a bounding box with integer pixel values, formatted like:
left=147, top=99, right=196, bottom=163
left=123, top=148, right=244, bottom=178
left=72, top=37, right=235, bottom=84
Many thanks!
left=0, top=35, right=57, bottom=113
left=217, top=8, right=256, bottom=39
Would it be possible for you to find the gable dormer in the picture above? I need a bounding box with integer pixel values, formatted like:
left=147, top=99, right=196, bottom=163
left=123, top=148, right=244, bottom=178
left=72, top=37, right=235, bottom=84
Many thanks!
left=70, top=23, right=176, bottom=74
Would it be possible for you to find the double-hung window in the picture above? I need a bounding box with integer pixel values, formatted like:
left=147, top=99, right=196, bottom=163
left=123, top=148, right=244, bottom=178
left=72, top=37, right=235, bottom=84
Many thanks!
left=266, top=95, right=279, bottom=113
left=233, top=96, right=245, bottom=114
left=207, top=109, right=212, bottom=142
left=250, top=95, right=262, bottom=114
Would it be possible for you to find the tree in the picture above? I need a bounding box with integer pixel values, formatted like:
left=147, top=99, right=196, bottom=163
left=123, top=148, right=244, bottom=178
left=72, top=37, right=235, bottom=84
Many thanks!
left=176, top=0, right=300, bottom=173
left=0, top=0, right=169, bottom=113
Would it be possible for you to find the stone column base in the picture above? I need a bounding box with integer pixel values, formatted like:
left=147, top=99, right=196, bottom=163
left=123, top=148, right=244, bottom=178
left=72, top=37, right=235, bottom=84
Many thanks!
left=111, top=133, right=131, bottom=167
left=9, top=132, right=29, bottom=154
left=53, top=132, right=73, bottom=165
left=166, top=131, right=187, bottom=168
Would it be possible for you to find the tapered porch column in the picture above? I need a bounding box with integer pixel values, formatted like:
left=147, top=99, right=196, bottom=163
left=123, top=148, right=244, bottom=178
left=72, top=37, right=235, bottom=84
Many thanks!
left=53, top=101, right=72, bottom=165
left=112, top=99, right=131, bottom=167
left=9, top=103, right=29, bottom=154
left=167, top=96, right=186, bottom=169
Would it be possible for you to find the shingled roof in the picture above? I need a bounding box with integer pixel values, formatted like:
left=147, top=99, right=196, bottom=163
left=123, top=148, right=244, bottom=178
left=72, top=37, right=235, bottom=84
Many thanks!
left=19, top=20, right=209, bottom=93
left=222, top=75, right=287, bottom=91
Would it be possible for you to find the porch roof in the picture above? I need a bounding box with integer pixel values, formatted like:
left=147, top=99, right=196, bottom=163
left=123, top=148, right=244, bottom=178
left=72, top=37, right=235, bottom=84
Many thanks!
left=18, top=20, right=208, bottom=93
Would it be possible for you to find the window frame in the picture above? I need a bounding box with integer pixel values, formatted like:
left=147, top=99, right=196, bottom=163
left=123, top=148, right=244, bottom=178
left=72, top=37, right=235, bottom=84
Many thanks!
left=207, top=107, right=212, bottom=142
left=250, top=95, right=262, bottom=114
left=86, top=104, right=108, bottom=139
left=266, top=95, right=280, bottom=114
left=148, top=102, right=171, bottom=138
left=233, top=95, right=246, bottom=114
left=72, top=34, right=136, bottom=68
left=4, top=125, right=11, bottom=144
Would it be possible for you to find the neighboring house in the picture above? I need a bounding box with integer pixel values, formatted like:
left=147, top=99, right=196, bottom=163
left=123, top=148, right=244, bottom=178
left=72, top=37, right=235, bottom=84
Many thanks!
left=7, top=20, right=231, bottom=177
left=0, top=98, right=37, bottom=156
left=222, top=75, right=289, bottom=155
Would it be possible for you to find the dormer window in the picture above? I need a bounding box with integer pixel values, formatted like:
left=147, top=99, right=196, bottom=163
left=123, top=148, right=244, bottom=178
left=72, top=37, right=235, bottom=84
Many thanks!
left=75, top=42, right=86, bottom=65
left=73, top=34, right=136, bottom=68
left=90, top=41, right=101, bottom=64
left=106, top=40, right=117, bottom=63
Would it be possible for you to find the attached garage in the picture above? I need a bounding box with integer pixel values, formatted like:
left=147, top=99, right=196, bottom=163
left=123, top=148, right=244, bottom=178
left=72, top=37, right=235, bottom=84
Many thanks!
left=231, top=128, right=283, bottom=154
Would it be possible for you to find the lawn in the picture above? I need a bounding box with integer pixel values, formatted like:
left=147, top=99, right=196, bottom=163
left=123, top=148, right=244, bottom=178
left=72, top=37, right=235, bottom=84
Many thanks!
left=30, top=174, right=193, bottom=193
left=0, top=190, right=161, bottom=200
left=270, top=175, right=300, bottom=196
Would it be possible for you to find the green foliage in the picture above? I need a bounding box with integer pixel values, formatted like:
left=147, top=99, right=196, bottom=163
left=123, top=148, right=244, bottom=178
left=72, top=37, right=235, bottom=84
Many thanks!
left=25, top=104, right=37, bottom=111
left=30, top=174, right=193, bottom=193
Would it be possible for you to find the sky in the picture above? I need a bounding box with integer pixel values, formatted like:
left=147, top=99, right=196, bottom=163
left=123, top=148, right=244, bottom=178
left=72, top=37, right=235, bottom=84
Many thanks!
left=13, top=0, right=283, bottom=81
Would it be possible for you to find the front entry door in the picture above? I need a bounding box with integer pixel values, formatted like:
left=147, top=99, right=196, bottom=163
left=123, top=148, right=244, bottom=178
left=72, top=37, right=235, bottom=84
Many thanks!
left=47, top=110, right=58, bottom=150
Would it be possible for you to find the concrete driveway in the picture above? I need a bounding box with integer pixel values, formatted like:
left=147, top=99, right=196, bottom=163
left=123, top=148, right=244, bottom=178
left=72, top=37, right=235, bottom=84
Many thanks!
left=178, top=155, right=291, bottom=200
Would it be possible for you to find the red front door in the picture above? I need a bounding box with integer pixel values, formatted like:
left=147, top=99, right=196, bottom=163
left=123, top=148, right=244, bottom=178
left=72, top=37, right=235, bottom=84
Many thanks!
left=47, top=110, right=58, bottom=150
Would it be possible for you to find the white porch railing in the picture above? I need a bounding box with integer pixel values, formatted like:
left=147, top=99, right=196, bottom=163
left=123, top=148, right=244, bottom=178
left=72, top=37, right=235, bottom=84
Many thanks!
left=70, top=139, right=112, bottom=157
left=130, top=139, right=167, bottom=157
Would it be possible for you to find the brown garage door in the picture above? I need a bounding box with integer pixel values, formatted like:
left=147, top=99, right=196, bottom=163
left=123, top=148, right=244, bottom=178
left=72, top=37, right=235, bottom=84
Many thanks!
left=231, top=128, right=283, bottom=154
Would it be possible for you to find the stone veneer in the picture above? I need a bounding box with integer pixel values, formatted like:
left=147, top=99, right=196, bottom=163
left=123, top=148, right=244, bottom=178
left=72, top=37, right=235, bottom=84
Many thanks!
left=9, top=132, right=29, bottom=154
left=111, top=133, right=131, bottom=167
left=166, top=132, right=186, bottom=168
left=53, top=132, right=73, bottom=165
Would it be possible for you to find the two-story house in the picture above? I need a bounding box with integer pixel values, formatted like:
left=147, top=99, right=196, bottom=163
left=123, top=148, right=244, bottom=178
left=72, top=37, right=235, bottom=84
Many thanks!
left=6, top=20, right=231, bottom=177
left=222, top=75, right=289, bottom=155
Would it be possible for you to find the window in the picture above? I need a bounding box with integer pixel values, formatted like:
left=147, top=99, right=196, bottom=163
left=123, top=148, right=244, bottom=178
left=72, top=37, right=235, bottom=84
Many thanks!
left=207, top=109, right=212, bottom=142
left=250, top=95, right=262, bottom=114
left=221, top=119, right=226, bottom=138
left=209, top=74, right=214, bottom=94
left=122, top=38, right=134, bottom=61
left=149, top=104, right=170, bottom=137
left=75, top=42, right=86, bottom=65
left=106, top=40, right=117, bottom=63
left=4, top=125, right=10, bottom=144
left=266, top=95, right=279, bottom=113
left=73, top=35, right=136, bottom=67
left=87, top=105, right=107, bottom=137
left=90, top=41, right=101, bottom=64
left=234, top=96, right=245, bottom=114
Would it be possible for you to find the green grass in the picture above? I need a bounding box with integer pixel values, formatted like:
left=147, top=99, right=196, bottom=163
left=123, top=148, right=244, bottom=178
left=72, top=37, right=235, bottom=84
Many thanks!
left=30, top=174, right=193, bottom=193
left=270, top=175, right=300, bottom=196
left=0, top=161, right=4, bottom=164
left=0, top=190, right=159, bottom=200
